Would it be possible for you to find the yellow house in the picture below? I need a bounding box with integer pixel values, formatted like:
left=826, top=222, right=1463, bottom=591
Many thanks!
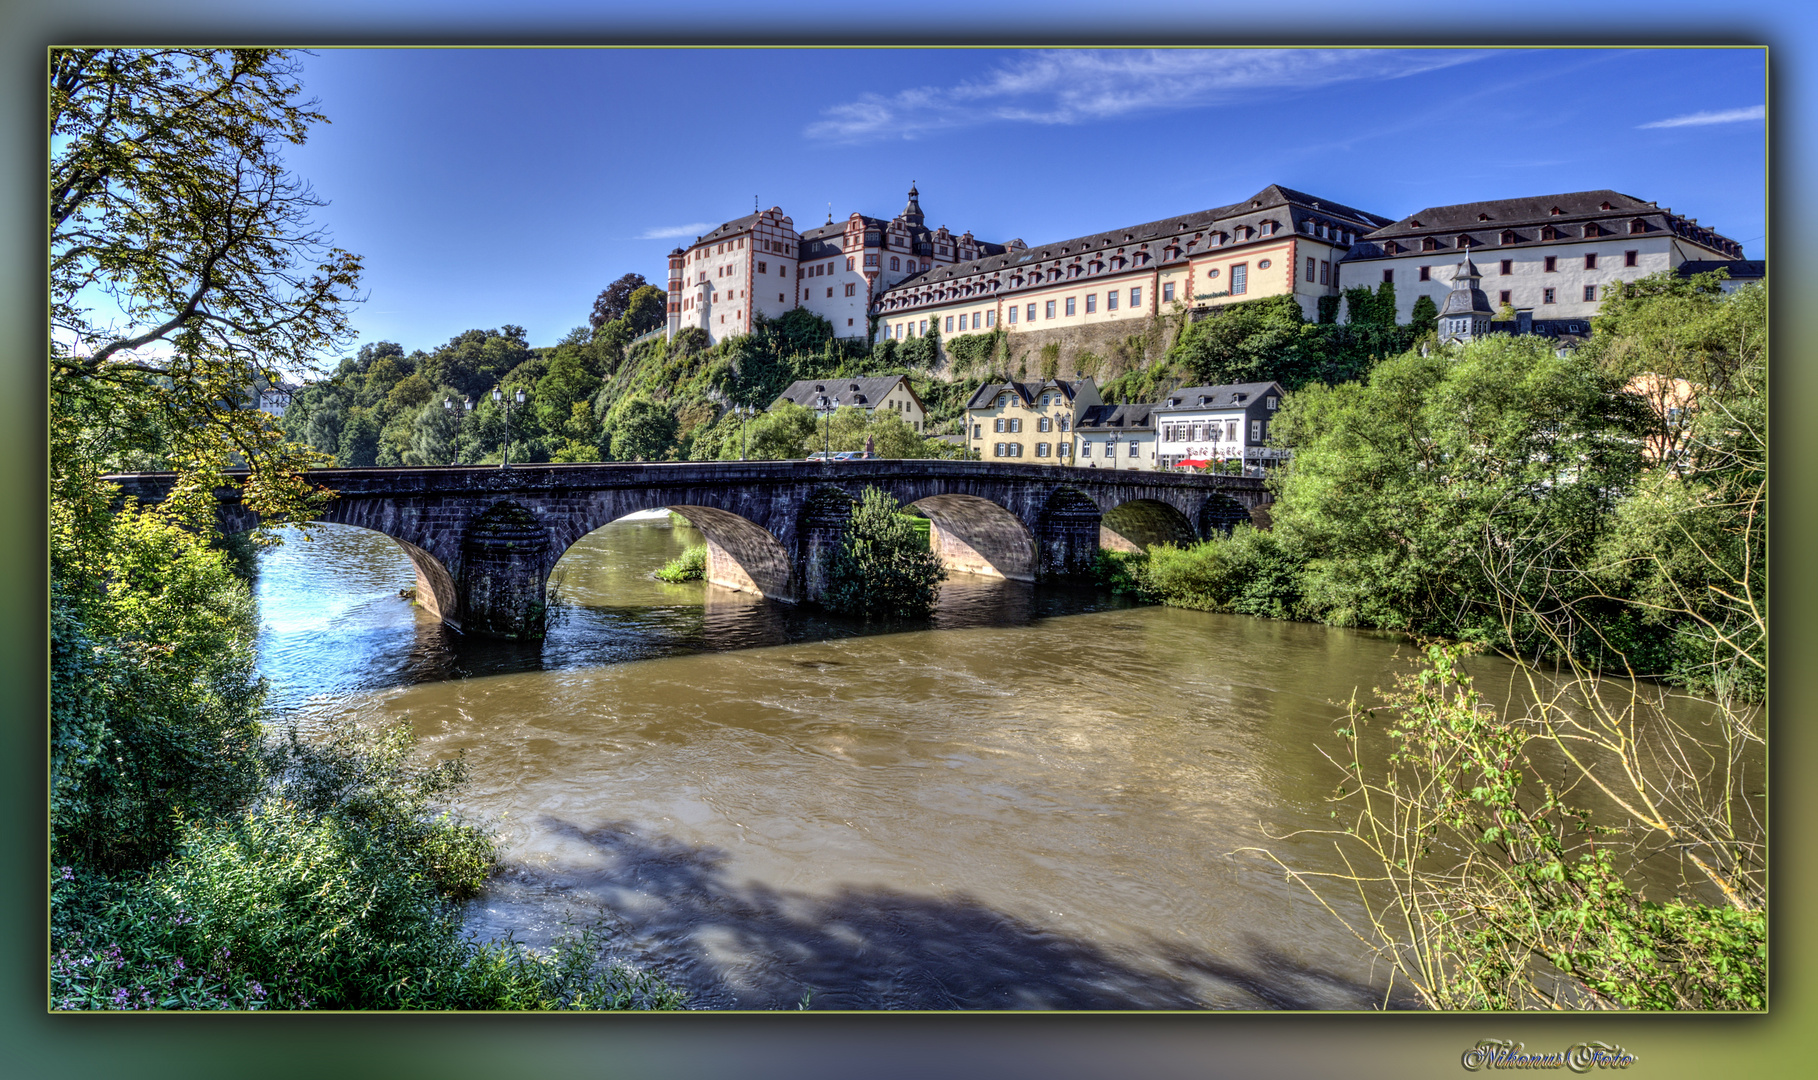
left=964, top=377, right=1101, bottom=464
left=771, top=375, right=928, bottom=432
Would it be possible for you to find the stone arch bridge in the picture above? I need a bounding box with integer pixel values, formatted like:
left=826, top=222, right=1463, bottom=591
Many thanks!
left=105, top=460, right=1270, bottom=639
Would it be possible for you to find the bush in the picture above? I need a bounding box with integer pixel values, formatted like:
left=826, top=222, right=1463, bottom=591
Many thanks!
left=823, top=487, right=945, bottom=619
left=1139, top=526, right=1303, bottom=618
left=655, top=544, right=708, bottom=583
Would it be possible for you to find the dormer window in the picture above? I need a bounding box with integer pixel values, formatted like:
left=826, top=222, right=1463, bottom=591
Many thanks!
left=1261, top=220, right=1278, bottom=236
left=1600, top=201, right=1615, bottom=211
left=1456, top=234, right=1474, bottom=248
left=1549, top=206, right=1563, bottom=216
left=1500, top=230, right=1517, bottom=245
left=1583, top=222, right=1599, bottom=238
left=1629, top=218, right=1647, bottom=235
left=1542, top=225, right=1558, bottom=241
left=1477, top=212, right=1491, bottom=221
left=1422, top=237, right=1439, bottom=251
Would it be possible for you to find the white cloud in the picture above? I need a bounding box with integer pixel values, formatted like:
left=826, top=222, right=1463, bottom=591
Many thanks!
left=637, top=222, right=714, bottom=240
left=806, top=49, right=1490, bottom=142
left=1637, top=105, right=1765, bottom=129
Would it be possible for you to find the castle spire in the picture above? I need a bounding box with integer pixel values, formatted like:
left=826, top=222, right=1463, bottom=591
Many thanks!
left=901, top=182, right=924, bottom=228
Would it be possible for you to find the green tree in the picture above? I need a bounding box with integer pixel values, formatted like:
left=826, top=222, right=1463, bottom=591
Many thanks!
left=51, top=47, right=360, bottom=523
left=1409, top=293, right=1439, bottom=332
left=589, top=272, right=650, bottom=332
left=824, top=487, right=946, bottom=619
left=623, top=285, right=669, bottom=336
left=607, top=397, right=679, bottom=461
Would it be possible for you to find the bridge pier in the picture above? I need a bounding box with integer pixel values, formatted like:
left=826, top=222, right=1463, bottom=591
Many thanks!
left=1035, top=494, right=1103, bottom=579
left=796, top=485, right=854, bottom=607
left=458, top=501, right=553, bottom=639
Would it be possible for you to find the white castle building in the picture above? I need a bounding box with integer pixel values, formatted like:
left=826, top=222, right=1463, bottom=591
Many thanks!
left=664, top=185, right=1755, bottom=349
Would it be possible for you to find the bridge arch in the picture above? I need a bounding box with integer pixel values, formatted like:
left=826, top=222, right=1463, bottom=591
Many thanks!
left=261, top=520, right=458, bottom=625
left=910, top=492, right=1035, bottom=581
left=549, top=502, right=795, bottom=603
left=1101, top=498, right=1197, bottom=552
left=1197, top=493, right=1254, bottom=537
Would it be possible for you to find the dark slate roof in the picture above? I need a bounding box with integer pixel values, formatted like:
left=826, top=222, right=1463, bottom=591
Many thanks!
left=1676, top=260, right=1766, bottom=280
left=773, top=376, right=912, bottom=411
left=1343, top=190, right=1746, bottom=262
left=877, top=184, right=1389, bottom=313
left=1075, top=402, right=1156, bottom=432
left=695, top=213, right=764, bottom=246
left=1440, top=257, right=1495, bottom=317
left=963, top=378, right=1087, bottom=411
left=1153, top=381, right=1283, bottom=413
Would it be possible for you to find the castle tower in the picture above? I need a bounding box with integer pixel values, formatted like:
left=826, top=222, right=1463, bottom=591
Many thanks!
left=666, top=247, right=684, bottom=341
left=900, top=183, right=925, bottom=230
left=1438, top=256, right=1494, bottom=342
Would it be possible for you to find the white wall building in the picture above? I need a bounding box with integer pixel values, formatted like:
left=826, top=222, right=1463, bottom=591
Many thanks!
left=1338, top=189, right=1749, bottom=325
left=1152, top=382, right=1286, bottom=471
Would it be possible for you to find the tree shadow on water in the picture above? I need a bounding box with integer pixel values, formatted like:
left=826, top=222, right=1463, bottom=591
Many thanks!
left=516, top=818, right=1414, bottom=1011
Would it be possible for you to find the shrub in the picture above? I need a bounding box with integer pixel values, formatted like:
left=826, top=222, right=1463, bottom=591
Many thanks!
left=655, top=544, right=708, bottom=583
left=823, top=487, right=945, bottom=619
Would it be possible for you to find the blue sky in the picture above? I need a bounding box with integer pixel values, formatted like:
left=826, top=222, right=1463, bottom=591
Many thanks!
left=287, top=46, right=1759, bottom=352
left=272, top=47, right=1761, bottom=354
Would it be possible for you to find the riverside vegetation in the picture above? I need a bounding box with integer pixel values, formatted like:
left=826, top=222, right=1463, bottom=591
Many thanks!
left=1108, top=271, right=1766, bottom=1009
left=50, top=47, right=685, bottom=1010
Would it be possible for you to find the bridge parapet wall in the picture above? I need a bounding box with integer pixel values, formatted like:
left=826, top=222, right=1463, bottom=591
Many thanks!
left=102, top=461, right=1270, bottom=638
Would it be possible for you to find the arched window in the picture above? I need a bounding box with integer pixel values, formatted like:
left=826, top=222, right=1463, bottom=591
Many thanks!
left=890, top=256, right=901, bottom=271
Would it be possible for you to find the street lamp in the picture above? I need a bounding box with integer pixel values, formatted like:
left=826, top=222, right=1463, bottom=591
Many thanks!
left=443, top=395, right=473, bottom=465
left=815, top=395, right=834, bottom=463
left=733, top=404, right=755, bottom=461
left=492, top=386, right=525, bottom=467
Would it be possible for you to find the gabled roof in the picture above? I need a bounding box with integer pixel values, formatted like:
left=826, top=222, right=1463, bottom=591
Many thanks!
left=1153, top=381, right=1283, bottom=412
left=1675, top=260, right=1767, bottom=280
left=964, top=378, right=1087, bottom=411
left=772, top=375, right=912, bottom=411
left=1344, top=190, right=1747, bottom=262
left=1075, top=402, right=1156, bottom=432
left=877, top=184, right=1389, bottom=310
left=694, top=212, right=765, bottom=246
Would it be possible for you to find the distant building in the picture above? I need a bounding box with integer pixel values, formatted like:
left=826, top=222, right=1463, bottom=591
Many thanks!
left=1675, top=260, right=1766, bottom=292
left=1074, top=401, right=1159, bottom=471
left=965, top=377, right=1100, bottom=463
left=667, top=185, right=1003, bottom=346
left=876, top=184, right=1391, bottom=343
left=771, top=375, right=928, bottom=433
left=1152, top=382, right=1286, bottom=470
left=1341, top=189, right=1749, bottom=324
left=1436, top=258, right=1496, bottom=344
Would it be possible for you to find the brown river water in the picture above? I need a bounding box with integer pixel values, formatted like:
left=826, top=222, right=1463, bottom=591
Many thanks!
left=253, top=514, right=1746, bottom=1010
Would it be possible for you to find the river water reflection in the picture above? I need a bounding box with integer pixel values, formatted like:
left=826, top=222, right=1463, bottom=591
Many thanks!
left=254, top=515, right=1514, bottom=1009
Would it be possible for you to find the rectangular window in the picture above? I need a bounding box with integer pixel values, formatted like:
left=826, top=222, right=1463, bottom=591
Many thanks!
left=1104, top=441, right=1116, bottom=457
left=845, top=283, right=856, bottom=296
left=1065, top=297, right=1076, bottom=316
left=1624, top=250, right=1638, bottom=267
left=1045, top=301, right=1056, bottom=319
left=1036, top=443, right=1050, bottom=458
left=1080, top=443, right=1091, bottom=459
left=1500, top=259, right=1512, bottom=275
left=945, top=316, right=954, bottom=332
left=1162, top=282, right=1175, bottom=302
left=1306, top=257, right=1317, bottom=282
left=1038, top=416, right=1051, bottom=432
left=1544, top=256, right=1558, bottom=272
left=1383, top=269, right=1394, bottom=284
left=1010, top=418, right=1022, bottom=433
left=1107, top=290, right=1119, bottom=311
left=1130, top=287, right=1142, bottom=307
left=972, top=312, right=981, bottom=329
left=1028, top=303, right=1037, bottom=322
left=994, top=418, right=1005, bottom=433
left=994, top=443, right=1004, bottom=457
left=1584, top=253, right=1598, bottom=270
left=826, top=287, right=834, bottom=298
left=1499, top=289, right=1511, bottom=304
left=757, top=261, right=767, bottom=273
left=986, top=310, right=995, bottom=327
left=1127, top=441, right=1139, bottom=458
left=1230, top=265, right=1247, bottom=295
left=846, top=257, right=855, bottom=271
left=1059, top=443, right=1070, bottom=457
left=1584, top=284, right=1598, bottom=302
left=1543, top=288, right=1557, bottom=304
left=972, top=423, right=981, bottom=439
left=919, top=320, right=927, bottom=335
left=1418, top=265, right=1430, bottom=281
left=1086, top=294, right=1096, bottom=313
left=1320, top=261, right=1330, bottom=285
left=1251, top=419, right=1262, bottom=442
left=864, top=254, right=879, bottom=268
left=1008, top=305, right=1018, bottom=324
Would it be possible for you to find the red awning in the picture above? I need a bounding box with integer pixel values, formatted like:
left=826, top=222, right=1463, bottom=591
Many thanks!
left=1178, top=459, right=1210, bottom=469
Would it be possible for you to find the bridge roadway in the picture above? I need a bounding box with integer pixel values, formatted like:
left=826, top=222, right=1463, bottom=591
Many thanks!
left=105, top=459, right=1270, bottom=639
